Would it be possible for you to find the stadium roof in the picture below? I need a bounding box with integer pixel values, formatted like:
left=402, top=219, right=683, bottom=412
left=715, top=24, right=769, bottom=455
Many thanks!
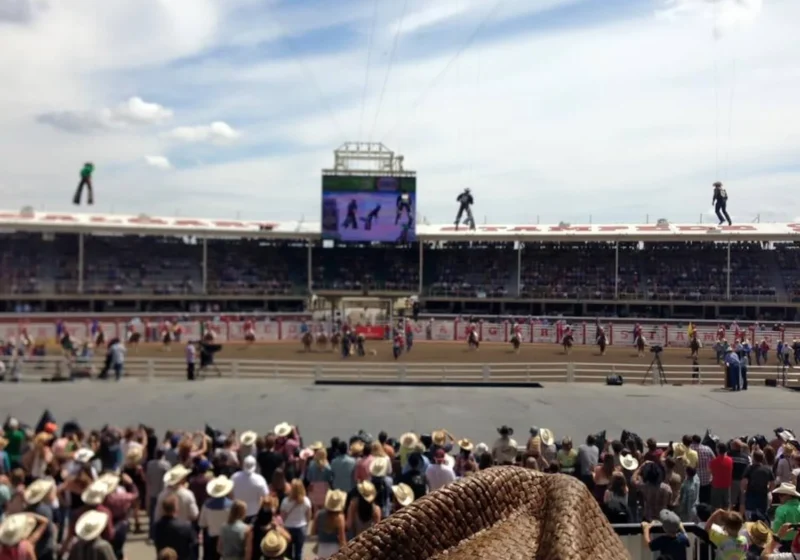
left=1, top=209, right=800, bottom=242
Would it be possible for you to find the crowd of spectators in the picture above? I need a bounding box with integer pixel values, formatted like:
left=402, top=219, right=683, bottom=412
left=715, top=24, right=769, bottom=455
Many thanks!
left=3, top=234, right=800, bottom=303
left=3, top=413, right=800, bottom=559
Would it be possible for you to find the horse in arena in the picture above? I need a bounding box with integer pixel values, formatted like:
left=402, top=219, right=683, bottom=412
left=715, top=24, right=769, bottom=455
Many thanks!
left=244, top=330, right=256, bottom=344
left=330, top=332, right=341, bottom=352
left=510, top=331, right=521, bottom=354
left=301, top=331, right=313, bottom=352
left=94, top=330, right=106, bottom=348
left=127, top=330, right=141, bottom=346
left=316, top=331, right=329, bottom=351
left=690, top=335, right=701, bottom=357
left=355, top=333, right=366, bottom=357
left=635, top=334, right=647, bottom=357
left=597, top=330, right=608, bottom=356
left=467, top=329, right=480, bottom=351
left=562, top=331, right=574, bottom=355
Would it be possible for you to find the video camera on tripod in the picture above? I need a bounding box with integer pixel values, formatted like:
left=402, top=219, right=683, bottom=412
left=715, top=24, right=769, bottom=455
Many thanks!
left=643, top=345, right=668, bottom=385
left=650, top=345, right=663, bottom=354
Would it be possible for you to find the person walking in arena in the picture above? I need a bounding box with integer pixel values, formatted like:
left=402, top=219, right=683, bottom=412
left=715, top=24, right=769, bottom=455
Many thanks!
left=73, top=162, right=95, bottom=206
left=712, top=182, right=731, bottom=225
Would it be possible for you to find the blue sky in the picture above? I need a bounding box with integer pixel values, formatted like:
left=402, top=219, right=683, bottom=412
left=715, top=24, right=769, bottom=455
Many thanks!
left=0, top=0, right=797, bottom=224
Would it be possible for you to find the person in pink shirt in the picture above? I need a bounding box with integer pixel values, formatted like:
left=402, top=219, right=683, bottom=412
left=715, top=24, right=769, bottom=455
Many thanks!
left=274, top=423, right=301, bottom=480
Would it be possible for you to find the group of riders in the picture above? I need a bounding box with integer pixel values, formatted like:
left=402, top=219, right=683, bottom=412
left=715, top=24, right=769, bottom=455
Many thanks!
left=300, top=319, right=418, bottom=359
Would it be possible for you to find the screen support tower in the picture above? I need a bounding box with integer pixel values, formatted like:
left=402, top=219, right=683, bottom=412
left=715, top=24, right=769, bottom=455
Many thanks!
left=327, top=142, right=410, bottom=175
left=642, top=352, right=669, bottom=386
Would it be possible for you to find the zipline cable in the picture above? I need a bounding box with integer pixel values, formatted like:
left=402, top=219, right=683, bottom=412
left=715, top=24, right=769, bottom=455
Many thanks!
left=358, top=0, right=380, bottom=140
left=369, top=0, right=410, bottom=142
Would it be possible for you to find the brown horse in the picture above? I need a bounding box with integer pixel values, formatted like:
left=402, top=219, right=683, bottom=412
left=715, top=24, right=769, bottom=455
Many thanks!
left=302, top=331, right=313, bottom=352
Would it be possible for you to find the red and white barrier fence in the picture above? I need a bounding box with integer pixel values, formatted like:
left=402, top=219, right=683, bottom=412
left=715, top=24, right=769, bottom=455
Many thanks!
left=0, top=318, right=794, bottom=347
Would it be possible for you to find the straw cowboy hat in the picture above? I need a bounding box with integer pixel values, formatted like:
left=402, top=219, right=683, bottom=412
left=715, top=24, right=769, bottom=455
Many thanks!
left=772, top=482, right=800, bottom=499
left=0, top=513, right=36, bottom=547
left=357, top=481, right=377, bottom=503
left=746, top=521, right=772, bottom=548
left=34, top=432, right=53, bottom=446
left=391, top=483, right=414, bottom=507
left=309, top=441, right=324, bottom=451
left=299, top=448, right=315, bottom=461
left=73, top=448, right=95, bottom=463
left=539, top=429, right=555, bottom=446
left=81, top=481, right=110, bottom=506
left=23, top=478, right=55, bottom=506
left=260, top=529, right=288, bottom=558
left=620, top=455, right=639, bottom=471
left=97, top=473, right=120, bottom=494
left=457, top=439, right=474, bottom=452
left=274, top=422, right=292, bottom=438
left=370, top=456, right=391, bottom=478
left=125, top=446, right=143, bottom=464
left=206, top=475, right=234, bottom=499
left=324, top=489, right=347, bottom=512
left=432, top=430, right=448, bottom=447
left=240, top=431, right=257, bottom=447
left=334, top=467, right=627, bottom=560
left=163, top=464, right=191, bottom=487
left=75, top=510, right=109, bottom=542
left=400, top=433, right=418, bottom=449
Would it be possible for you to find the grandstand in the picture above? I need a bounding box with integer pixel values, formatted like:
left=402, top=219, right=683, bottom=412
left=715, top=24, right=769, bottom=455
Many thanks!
left=1, top=210, right=800, bottom=320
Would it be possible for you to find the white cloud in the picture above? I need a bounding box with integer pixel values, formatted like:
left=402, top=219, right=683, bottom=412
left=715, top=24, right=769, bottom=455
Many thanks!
left=165, top=121, right=241, bottom=144
left=144, top=155, right=172, bottom=170
left=37, top=97, right=174, bottom=134
left=657, top=0, right=763, bottom=38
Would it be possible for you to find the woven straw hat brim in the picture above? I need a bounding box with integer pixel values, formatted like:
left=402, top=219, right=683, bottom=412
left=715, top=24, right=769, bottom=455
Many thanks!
left=328, top=466, right=629, bottom=560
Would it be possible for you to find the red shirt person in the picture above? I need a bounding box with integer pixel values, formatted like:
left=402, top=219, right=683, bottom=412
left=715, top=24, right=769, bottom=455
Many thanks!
left=709, top=442, right=733, bottom=509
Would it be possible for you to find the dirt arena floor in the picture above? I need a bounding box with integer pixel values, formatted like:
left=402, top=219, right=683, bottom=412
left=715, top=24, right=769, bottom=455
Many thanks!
left=126, top=340, right=710, bottom=365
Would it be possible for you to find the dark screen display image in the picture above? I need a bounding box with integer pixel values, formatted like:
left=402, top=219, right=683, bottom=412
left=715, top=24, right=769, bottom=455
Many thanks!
left=321, top=191, right=416, bottom=243
left=321, top=175, right=416, bottom=242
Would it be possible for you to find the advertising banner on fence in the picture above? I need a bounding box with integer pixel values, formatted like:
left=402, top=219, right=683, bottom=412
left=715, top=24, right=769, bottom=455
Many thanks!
left=354, top=325, right=385, bottom=341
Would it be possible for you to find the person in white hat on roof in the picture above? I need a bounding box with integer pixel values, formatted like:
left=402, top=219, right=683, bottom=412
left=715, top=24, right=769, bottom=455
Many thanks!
left=153, top=465, right=198, bottom=523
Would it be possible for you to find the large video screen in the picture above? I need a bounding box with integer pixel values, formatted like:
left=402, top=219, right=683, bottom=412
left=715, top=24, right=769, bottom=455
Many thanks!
left=321, top=175, right=416, bottom=242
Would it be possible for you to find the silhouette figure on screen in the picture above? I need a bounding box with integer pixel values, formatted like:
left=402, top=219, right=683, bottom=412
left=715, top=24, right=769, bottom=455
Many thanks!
left=395, top=191, right=412, bottom=225
left=361, top=205, right=381, bottom=230
left=454, top=188, right=475, bottom=231
left=342, top=199, right=358, bottom=229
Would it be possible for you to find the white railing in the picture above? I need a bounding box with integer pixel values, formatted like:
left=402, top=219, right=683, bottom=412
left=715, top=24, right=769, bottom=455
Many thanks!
left=1, top=356, right=794, bottom=385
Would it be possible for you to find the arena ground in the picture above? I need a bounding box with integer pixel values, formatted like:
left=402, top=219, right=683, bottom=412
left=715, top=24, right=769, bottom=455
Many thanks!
left=127, top=340, right=706, bottom=365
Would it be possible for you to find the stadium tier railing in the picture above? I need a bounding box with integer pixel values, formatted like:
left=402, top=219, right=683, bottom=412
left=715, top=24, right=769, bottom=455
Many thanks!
left=1, top=355, right=794, bottom=386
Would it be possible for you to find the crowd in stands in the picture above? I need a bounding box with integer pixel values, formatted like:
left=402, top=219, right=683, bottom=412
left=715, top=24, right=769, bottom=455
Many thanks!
left=3, top=413, right=800, bottom=559
left=3, top=234, right=800, bottom=303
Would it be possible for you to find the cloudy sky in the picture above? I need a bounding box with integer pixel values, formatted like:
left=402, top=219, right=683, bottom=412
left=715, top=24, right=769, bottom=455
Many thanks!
left=0, top=0, right=795, bottom=225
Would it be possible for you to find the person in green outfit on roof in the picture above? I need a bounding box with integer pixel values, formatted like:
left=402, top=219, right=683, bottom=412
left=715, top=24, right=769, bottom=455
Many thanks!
left=73, top=162, right=94, bottom=205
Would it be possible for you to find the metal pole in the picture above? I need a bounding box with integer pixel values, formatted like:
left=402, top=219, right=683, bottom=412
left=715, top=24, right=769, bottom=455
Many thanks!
left=614, top=241, right=619, bottom=299
left=418, top=241, right=424, bottom=294
left=726, top=241, right=731, bottom=300
left=202, top=238, right=208, bottom=294
left=307, top=242, right=313, bottom=294
left=77, top=233, right=84, bottom=294
left=517, top=243, right=523, bottom=296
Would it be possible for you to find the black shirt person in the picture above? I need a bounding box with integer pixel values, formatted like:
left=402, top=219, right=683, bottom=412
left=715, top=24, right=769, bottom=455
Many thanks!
left=712, top=182, right=732, bottom=225
left=342, top=199, right=358, bottom=229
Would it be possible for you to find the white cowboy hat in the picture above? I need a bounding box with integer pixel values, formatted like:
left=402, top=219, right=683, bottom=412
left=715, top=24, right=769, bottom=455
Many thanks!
left=260, top=529, right=288, bottom=558
left=458, top=439, right=474, bottom=452
left=81, top=481, right=110, bottom=506
left=772, top=482, right=800, bottom=498
left=163, top=464, right=191, bottom=487
left=206, top=475, right=234, bottom=499
left=23, top=478, right=55, bottom=505
left=274, top=423, right=292, bottom=438
left=0, top=513, right=36, bottom=546
left=75, top=510, right=109, bottom=542
left=474, top=443, right=489, bottom=457
left=399, top=433, right=418, bottom=448
left=357, top=481, right=377, bottom=503
left=620, top=455, right=639, bottom=471
left=240, top=431, right=257, bottom=447
left=74, top=448, right=95, bottom=463
left=391, top=483, right=414, bottom=506
left=539, top=429, right=555, bottom=446
left=299, top=448, right=314, bottom=461
left=324, top=489, right=347, bottom=512
left=97, top=473, right=120, bottom=494
left=125, top=446, right=143, bottom=464
left=370, top=456, right=391, bottom=478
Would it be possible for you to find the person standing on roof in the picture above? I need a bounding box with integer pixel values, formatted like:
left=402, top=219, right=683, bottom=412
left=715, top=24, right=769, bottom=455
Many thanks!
left=73, top=163, right=95, bottom=206
left=712, top=182, right=731, bottom=226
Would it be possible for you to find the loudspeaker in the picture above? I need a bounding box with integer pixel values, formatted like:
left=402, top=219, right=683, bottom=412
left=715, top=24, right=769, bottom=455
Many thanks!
left=765, top=379, right=777, bottom=387
left=606, top=374, right=624, bottom=386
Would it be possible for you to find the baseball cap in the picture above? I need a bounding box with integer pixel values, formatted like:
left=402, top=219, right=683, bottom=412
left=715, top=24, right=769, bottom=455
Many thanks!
left=659, top=509, right=681, bottom=534
left=434, top=449, right=446, bottom=461
left=243, top=456, right=257, bottom=472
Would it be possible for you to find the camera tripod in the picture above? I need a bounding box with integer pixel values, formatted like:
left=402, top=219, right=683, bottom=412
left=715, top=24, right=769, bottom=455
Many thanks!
left=642, top=352, right=669, bottom=386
